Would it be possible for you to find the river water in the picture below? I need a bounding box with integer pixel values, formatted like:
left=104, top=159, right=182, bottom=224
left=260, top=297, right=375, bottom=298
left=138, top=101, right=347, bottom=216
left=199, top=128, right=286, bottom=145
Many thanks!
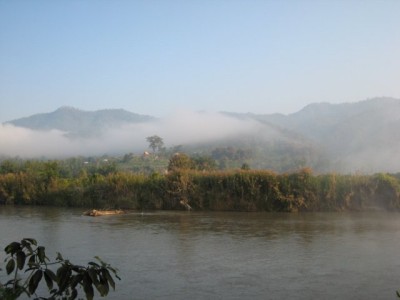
left=1, top=206, right=400, bottom=299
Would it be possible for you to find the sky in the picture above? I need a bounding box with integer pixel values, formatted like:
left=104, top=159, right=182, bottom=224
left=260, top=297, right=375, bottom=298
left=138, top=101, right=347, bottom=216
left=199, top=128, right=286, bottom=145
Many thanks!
left=1, top=0, right=400, bottom=123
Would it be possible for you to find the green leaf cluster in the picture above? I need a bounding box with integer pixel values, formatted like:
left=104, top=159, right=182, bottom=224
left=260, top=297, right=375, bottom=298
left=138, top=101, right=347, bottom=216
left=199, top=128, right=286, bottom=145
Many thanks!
left=0, top=238, right=120, bottom=300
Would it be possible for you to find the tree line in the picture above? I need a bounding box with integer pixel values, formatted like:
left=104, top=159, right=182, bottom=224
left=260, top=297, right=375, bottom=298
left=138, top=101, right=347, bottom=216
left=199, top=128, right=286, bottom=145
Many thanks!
left=0, top=156, right=400, bottom=212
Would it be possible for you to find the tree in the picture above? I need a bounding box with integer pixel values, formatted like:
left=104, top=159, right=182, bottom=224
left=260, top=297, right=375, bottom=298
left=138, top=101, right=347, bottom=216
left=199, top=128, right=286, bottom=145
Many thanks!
left=241, top=163, right=250, bottom=170
left=167, top=153, right=193, bottom=172
left=146, top=135, right=164, bottom=153
left=0, top=238, right=120, bottom=300
left=0, top=160, right=20, bottom=174
left=192, top=155, right=217, bottom=171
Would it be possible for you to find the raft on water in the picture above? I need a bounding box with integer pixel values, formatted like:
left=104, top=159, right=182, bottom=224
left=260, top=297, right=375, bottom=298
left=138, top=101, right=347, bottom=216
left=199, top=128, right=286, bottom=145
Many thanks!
left=83, top=209, right=125, bottom=217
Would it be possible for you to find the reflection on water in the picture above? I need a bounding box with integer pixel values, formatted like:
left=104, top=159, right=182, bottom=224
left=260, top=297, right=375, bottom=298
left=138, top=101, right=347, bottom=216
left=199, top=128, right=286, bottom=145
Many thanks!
left=1, top=207, right=400, bottom=299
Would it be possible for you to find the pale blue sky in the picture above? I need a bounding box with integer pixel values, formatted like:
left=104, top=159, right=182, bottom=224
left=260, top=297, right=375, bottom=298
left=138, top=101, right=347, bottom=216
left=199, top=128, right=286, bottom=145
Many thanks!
left=1, top=0, right=399, bottom=122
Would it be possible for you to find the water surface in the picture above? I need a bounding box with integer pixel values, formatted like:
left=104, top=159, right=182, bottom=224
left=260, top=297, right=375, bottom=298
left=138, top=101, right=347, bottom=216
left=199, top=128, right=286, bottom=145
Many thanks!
left=1, top=207, right=400, bottom=299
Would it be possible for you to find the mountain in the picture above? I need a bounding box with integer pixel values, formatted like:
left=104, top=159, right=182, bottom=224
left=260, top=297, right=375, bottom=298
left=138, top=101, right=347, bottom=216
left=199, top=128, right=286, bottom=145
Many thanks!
left=5, top=106, right=155, bottom=137
left=233, top=97, right=400, bottom=172
left=2, top=106, right=326, bottom=172
left=4, top=98, right=400, bottom=173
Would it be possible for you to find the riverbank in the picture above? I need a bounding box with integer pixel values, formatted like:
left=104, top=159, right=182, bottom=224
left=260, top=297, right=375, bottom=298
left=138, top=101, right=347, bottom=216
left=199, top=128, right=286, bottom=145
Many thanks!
left=1, top=169, right=400, bottom=212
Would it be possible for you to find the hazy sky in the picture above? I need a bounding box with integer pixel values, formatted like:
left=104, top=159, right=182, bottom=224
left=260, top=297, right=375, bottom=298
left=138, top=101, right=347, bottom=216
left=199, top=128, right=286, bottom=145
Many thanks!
left=1, top=0, right=399, bottom=122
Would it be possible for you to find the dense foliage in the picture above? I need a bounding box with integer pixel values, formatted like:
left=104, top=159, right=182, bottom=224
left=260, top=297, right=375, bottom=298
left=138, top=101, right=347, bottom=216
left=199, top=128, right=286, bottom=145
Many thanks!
left=0, top=158, right=400, bottom=212
left=0, top=238, right=120, bottom=300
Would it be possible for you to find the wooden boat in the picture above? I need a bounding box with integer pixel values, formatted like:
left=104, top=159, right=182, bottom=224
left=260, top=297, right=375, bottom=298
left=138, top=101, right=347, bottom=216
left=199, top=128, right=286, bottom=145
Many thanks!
left=83, top=209, right=124, bottom=217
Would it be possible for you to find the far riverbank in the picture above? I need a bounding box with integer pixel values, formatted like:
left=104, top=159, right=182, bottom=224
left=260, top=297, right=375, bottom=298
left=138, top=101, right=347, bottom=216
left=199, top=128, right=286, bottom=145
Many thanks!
left=1, top=169, right=400, bottom=212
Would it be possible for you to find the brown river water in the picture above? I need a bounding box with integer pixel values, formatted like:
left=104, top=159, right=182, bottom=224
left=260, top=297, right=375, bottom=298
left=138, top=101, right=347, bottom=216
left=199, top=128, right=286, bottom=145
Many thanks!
left=1, top=206, right=400, bottom=299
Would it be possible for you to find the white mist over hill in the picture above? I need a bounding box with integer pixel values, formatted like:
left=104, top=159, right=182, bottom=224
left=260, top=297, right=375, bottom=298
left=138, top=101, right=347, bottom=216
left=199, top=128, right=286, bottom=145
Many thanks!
left=2, top=98, right=400, bottom=174
left=0, top=110, right=263, bottom=158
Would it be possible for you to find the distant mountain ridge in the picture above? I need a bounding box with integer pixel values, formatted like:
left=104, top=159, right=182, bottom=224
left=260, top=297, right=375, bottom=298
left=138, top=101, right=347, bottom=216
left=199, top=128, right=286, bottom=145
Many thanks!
left=233, top=97, right=400, bottom=172
left=5, top=106, right=155, bottom=137
left=4, top=97, right=400, bottom=173
left=253, top=97, right=400, bottom=140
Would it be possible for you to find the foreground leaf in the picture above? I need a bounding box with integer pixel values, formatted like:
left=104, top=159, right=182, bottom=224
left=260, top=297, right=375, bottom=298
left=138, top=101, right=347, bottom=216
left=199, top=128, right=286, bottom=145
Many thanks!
left=28, top=269, right=43, bottom=295
left=83, top=274, right=94, bottom=300
left=5, top=242, right=21, bottom=255
left=6, top=259, right=15, bottom=275
left=16, top=250, right=26, bottom=270
left=102, top=268, right=115, bottom=290
left=44, top=269, right=54, bottom=290
left=37, top=246, right=46, bottom=263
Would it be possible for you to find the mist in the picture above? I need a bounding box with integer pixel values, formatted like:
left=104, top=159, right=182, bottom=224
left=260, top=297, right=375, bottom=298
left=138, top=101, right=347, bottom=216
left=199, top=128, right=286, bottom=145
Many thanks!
left=334, top=146, right=400, bottom=174
left=2, top=106, right=399, bottom=174
left=0, top=111, right=263, bottom=158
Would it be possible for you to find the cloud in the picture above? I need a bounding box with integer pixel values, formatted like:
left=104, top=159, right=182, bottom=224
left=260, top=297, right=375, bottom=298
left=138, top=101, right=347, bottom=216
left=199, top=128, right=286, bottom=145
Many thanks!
left=0, top=111, right=263, bottom=158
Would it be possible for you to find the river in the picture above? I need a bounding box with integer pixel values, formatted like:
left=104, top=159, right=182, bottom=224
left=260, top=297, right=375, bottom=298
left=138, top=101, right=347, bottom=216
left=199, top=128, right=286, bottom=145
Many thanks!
left=1, top=206, right=400, bottom=299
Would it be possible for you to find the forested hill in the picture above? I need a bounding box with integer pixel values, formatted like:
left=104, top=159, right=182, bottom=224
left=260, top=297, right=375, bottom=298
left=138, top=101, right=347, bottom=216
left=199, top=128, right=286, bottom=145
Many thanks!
left=5, top=106, right=154, bottom=137
left=3, top=97, right=400, bottom=173
left=227, top=97, right=400, bottom=172
left=243, top=97, right=400, bottom=142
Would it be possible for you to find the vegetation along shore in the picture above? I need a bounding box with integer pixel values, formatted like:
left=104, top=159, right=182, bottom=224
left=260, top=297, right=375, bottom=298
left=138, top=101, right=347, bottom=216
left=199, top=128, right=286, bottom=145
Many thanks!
left=0, top=155, right=400, bottom=212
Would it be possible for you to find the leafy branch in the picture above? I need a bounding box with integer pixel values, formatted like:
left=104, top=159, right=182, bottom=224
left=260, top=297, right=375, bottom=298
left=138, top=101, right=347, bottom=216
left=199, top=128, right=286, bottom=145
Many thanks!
left=0, top=238, right=120, bottom=300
